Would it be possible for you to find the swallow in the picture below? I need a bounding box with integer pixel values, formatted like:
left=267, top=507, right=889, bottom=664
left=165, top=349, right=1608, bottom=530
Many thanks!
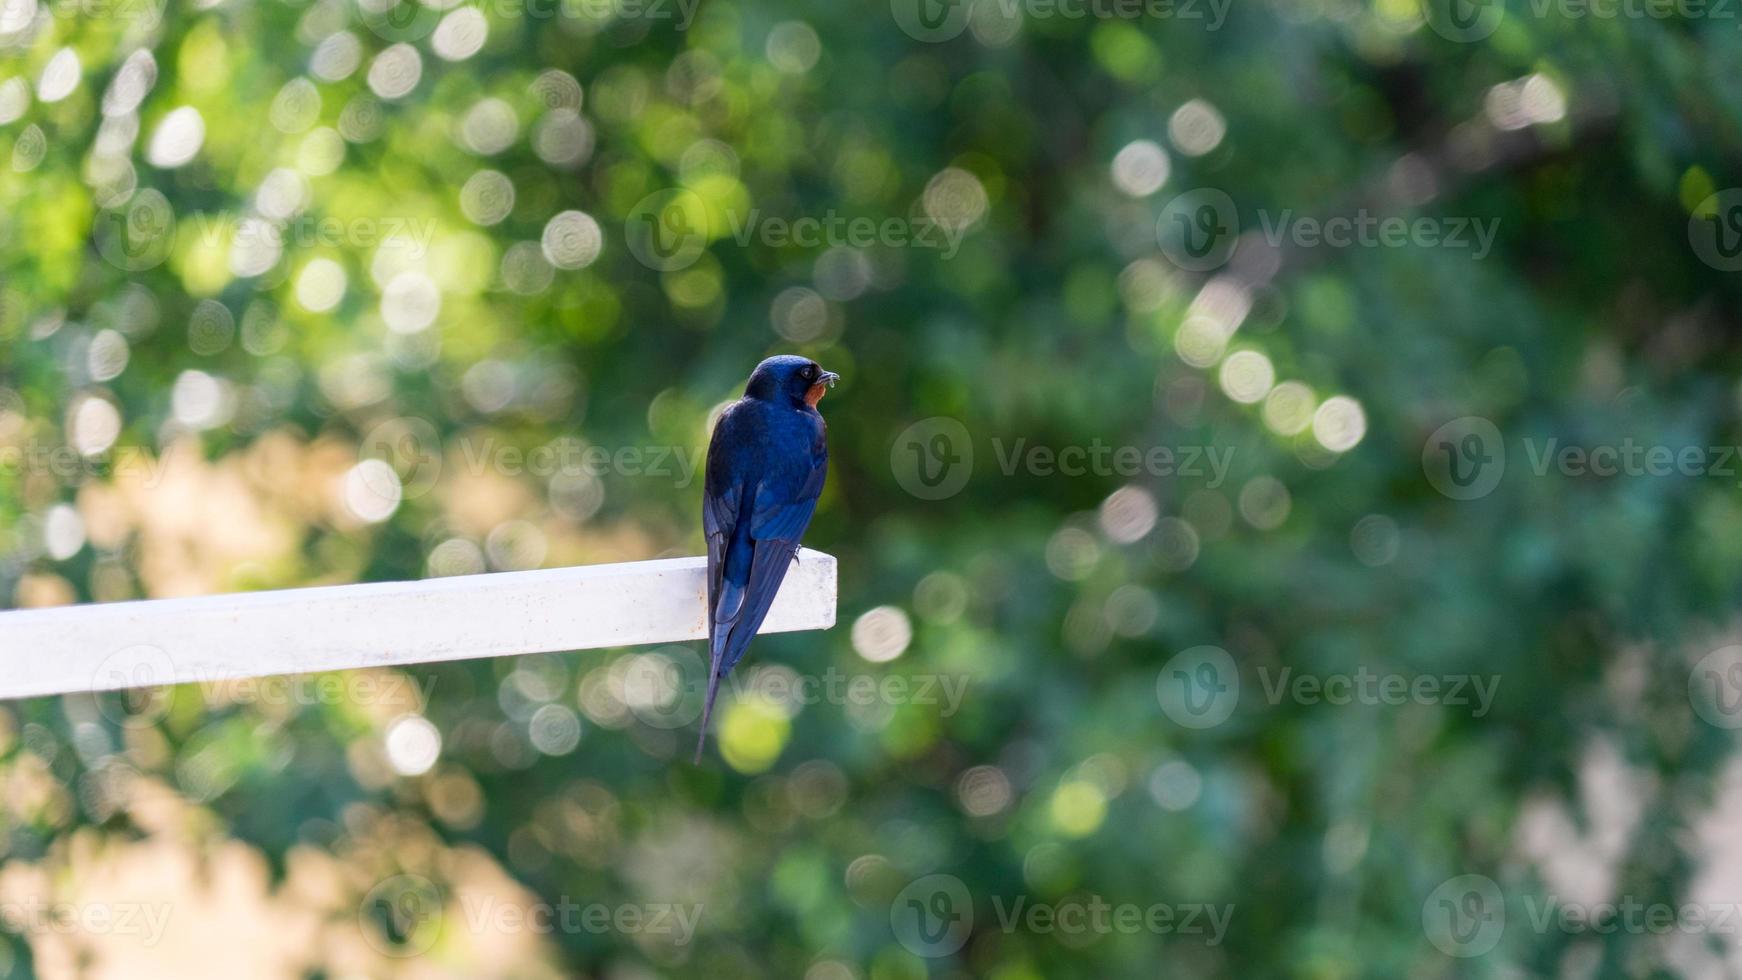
left=696, top=355, right=838, bottom=763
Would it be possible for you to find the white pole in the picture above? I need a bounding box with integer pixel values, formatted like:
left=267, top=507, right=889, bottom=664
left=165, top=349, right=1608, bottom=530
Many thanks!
left=0, top=550, right=837, bottom=700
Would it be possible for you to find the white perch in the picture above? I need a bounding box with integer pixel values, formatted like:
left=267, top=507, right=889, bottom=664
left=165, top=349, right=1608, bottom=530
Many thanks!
left=0, top=549, right=838, bottom=700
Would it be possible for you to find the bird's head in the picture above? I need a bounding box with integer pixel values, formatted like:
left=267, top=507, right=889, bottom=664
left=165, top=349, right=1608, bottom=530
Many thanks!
left=745, top=355, right=839, bottom=408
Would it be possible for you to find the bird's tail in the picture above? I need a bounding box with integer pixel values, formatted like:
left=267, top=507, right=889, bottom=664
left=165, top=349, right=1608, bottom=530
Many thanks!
left=694, top=651, right=723, bottom=764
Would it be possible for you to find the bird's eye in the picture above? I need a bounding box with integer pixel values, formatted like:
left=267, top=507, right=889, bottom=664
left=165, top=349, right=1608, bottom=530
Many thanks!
left=804, top=366, right=817, bottom=380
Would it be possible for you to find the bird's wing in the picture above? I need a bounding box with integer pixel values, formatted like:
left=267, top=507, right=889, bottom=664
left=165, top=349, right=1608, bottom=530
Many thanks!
left=701, top=451, right=741, bottom=625
left=715, top=455, right=827, bottom=676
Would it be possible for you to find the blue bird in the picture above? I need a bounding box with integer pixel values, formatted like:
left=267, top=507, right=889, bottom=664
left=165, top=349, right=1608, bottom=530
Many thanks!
left=696, top=355, right=838, bottom=763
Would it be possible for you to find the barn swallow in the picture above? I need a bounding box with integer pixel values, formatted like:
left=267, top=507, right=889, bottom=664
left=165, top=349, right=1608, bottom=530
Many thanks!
left=696, top=355, right=837, bottom=763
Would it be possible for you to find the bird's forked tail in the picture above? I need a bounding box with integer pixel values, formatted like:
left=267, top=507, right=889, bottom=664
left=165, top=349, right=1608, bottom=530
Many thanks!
left=694, top=640, right=725, bottom=764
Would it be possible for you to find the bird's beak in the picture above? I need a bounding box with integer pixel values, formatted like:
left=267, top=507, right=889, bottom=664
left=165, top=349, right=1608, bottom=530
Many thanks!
left=805, top=370, right=840, bottom=407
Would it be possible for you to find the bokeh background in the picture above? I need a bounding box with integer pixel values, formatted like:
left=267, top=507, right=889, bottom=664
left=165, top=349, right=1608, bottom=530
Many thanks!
left=4, top=0, right=1742, bottom=975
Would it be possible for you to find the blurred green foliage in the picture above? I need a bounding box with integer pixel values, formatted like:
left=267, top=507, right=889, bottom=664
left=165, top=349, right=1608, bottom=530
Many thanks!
left=2, top=0, right=1742, bottom=976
